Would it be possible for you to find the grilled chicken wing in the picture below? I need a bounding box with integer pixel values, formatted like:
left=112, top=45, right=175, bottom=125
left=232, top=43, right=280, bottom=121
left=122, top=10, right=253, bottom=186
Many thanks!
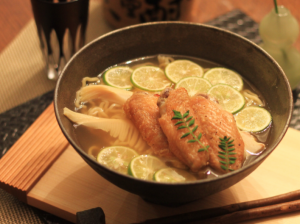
left=123, top=91, right=173, bottom=158
left=191, top=94, right=245, bottom=173
left=157, top=88, right=209, bottom=172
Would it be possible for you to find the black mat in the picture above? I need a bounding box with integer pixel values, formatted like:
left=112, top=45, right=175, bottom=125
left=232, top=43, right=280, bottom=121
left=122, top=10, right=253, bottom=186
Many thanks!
left=1, top=9, right=300, bottom=224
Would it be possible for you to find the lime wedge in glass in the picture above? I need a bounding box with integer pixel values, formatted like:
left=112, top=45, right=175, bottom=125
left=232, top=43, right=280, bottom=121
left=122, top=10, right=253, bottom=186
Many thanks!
left=207, top=84, right=245, bottom=114
left=131, top=66, right=171, bottom=91
left=175, top=76, right=212, bottom=96
left=235, top=106, right=272, bottom=132
left=128, top=155, right=166, bottom=180
left=204, top=67, right=243, bottom=91
left=97, top=146, right=139, bottom=174
left=103, top=66, right=133, bottom=89
left=165, top=60, right=204, bottom=83
left=153, top=167, right=197, bottom=183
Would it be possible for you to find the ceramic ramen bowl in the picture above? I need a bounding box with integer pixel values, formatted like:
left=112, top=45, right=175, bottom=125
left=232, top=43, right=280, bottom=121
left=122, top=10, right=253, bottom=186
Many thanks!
left=54, top=22, right=293, bottom=205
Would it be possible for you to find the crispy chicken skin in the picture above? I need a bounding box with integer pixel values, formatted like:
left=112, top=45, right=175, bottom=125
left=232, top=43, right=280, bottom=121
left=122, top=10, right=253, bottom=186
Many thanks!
left=157, top=88, right=209, bottom=172
left=124, top=89, right=245, bottom=174
left=123, top=91, right=173, bottom=158
left=191, top=94, right=245, bottom=173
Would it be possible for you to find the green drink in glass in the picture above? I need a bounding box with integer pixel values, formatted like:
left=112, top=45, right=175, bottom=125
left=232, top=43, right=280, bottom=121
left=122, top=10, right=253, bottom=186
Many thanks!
left=259, top=5, right=300, bottom=90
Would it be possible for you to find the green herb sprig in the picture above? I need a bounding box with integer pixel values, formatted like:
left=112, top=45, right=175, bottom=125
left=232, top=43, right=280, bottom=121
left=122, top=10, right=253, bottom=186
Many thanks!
left=218, top=136, right=236, bottom=171
left=172, top=110, right=209, bottom=152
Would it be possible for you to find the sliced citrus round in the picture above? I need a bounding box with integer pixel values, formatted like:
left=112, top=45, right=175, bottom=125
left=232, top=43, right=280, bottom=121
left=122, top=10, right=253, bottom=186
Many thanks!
left=175, top=77, right=212, bottom=96
left=131, top=66, right=171, bottom=91
left=235, top=106, right=272, bottom=132
left=153, top=168, right=197, bottom=183
left=128, top=155, right=166, bottom=180
left=204, top=67, right=243, bottom=91
left=97, top=146, right=139, bottom=174
left=103, top=66, right=133, bottom=89
left=207, top=84, right=245, bottom=114
left=165, top=60, right=204, bottom=83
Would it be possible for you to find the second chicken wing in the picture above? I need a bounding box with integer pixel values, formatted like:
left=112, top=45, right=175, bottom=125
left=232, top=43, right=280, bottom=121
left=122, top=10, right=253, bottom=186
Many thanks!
left=157, top=88, right=210, bottom=172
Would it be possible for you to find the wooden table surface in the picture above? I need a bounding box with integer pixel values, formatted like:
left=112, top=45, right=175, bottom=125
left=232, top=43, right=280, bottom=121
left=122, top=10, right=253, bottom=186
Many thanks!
left=1, top=0, right=300, bottom=54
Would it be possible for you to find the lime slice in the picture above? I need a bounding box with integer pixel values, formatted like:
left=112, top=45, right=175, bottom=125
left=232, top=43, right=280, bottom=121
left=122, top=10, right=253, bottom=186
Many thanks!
left=204, top=67, right=243, bottom=91
left=175, top=77, right=212, bottom=96
left=128, top=155, right=166, bottom=180
left=131, top=66, right=171, bottom=91
left=103, top=66, right=133, bottom=89
left=207, top=84, right=245, bottom=114
left=235, top=106, right=272, bottom=132
left=165, top=60, right=204, bottom=83
left=97, top=146, right=139, bottom=174
left=154, top=168, right=197, bottom=183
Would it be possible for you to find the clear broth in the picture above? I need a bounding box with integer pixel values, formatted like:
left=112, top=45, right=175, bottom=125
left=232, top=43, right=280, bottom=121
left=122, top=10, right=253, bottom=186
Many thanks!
left=74, top=54, right=272, bottom=180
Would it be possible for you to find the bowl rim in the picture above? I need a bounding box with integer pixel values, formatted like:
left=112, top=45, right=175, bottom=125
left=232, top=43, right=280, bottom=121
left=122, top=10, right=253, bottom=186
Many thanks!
left=54, top=21, right=293, bottom=186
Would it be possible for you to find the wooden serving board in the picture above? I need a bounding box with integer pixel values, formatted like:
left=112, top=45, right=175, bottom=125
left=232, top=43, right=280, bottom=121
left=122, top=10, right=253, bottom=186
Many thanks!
left=1, top=103, right=300, bottom=224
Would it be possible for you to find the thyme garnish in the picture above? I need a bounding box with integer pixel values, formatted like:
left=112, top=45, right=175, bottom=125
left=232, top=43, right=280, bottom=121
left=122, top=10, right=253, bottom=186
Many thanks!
left=218, top=136, right=236, bottom=171
left=172, top=110, right=209, bottom=152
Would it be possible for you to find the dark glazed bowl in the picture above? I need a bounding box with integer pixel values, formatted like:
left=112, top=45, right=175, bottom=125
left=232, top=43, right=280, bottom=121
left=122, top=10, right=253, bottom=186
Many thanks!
left=54, top=22, right=293, bottom=205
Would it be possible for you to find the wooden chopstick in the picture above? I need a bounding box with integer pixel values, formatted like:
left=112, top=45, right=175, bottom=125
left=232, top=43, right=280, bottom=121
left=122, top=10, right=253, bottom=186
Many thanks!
left=201, top=199, right=300, bottom=224
left=135, top=190, right=300, bottom=224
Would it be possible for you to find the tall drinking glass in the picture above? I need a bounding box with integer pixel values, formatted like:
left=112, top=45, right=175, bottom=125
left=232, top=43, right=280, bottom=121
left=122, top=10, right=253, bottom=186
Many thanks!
left=259, top=6, right=300, bottom=90
left=30, top=0, right=89, bottom=80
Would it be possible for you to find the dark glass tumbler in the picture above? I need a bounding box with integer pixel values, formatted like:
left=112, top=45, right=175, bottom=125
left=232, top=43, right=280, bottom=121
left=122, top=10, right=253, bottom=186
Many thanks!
left=30, top=0, right=89, bottom=80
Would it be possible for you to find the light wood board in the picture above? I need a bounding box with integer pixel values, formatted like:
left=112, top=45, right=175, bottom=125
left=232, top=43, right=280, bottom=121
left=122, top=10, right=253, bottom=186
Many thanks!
left=28, top=129, right=300, bottom=224
left=1, top=103, right=300, bottom=223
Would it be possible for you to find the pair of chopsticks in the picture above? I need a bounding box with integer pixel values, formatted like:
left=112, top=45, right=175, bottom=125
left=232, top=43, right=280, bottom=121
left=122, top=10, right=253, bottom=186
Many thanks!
left=135, top=190, right=300, bottom=224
